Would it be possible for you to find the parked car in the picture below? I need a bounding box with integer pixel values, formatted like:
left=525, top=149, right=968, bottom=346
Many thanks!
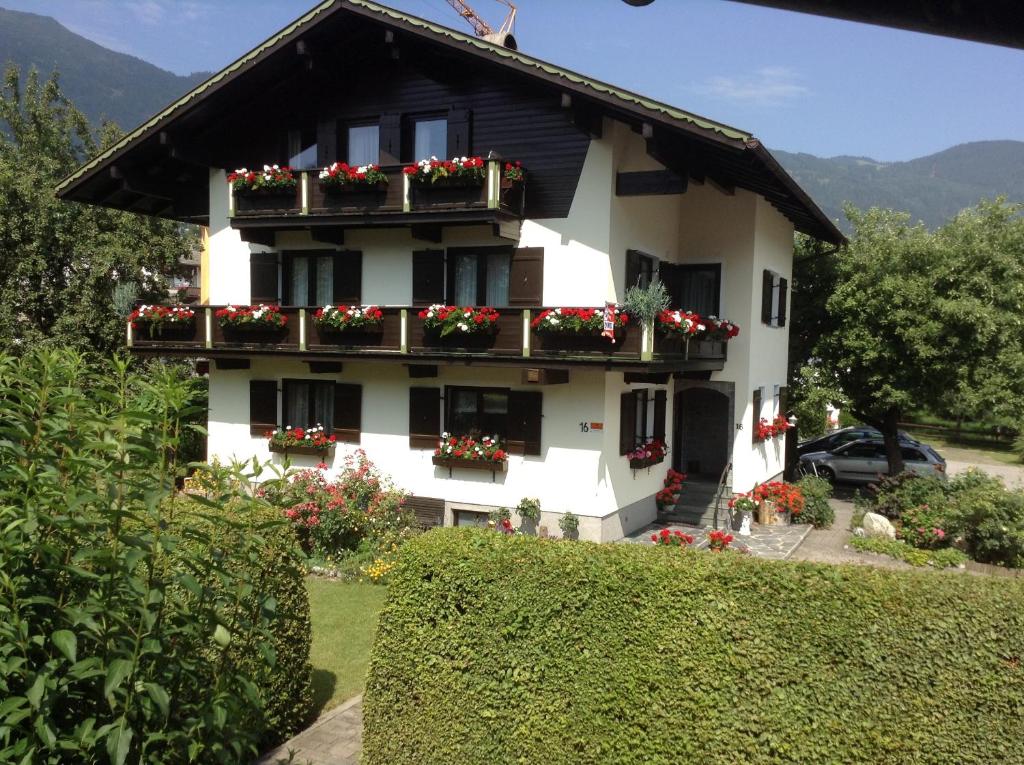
left=796, top=426, right=917, bottom=456
left=798, top=438, right=946, bottom=484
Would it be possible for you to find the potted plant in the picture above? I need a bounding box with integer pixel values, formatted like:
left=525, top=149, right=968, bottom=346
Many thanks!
left=656, top=468, right=686, bottom=515
left=516, top=497, right=541, bottom=535
left=531, top=306, right=629, bottom=352
left=128, top=304, right=196, bottom=339
left=501, top=160, right=524, bottom=189
left=707, top=529, right=735, bottom=552
left=700, top=316, right=740, bottom=342
left=729, top=493, right=757, bottom=536
left=656, top=309, right=704, bottom=338
left=627, top=439, right=667, bottom=470
left=753, top=481, right=804, bottom=525
left=215, top=304, right=288, bottom=341
left=268, top=425, right=337, bottom=456
left=228, top=165, right=297, bottom=212
left=650, top=528, right=695, bottom=547
left=558, top=511, right=580, bottom=540
left=313, top=305, right=384, bottom=342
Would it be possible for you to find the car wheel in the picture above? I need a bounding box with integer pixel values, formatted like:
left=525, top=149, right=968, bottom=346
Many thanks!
left=815, top=466, right=836, bottom=482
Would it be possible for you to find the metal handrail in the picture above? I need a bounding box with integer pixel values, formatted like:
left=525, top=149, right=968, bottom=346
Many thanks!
left=712, top=461, right=732, bottom=530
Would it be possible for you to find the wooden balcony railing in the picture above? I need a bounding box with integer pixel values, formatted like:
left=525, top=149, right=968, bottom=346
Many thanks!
left=128, top=306, right=728, bottom=369
left=228, top=159, right=525, bottom=221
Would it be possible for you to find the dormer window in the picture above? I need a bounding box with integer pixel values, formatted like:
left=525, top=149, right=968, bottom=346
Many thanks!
left=347, top=124, right=380, bottom=166
left=414, top=117, right=447, bottom=159
left=287, top=127, right=317, bottom=169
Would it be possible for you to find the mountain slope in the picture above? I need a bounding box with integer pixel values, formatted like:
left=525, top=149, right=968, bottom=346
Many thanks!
left=0, top=6, right=209, bottom=132
left=775, top=140, right=1024, bottom=231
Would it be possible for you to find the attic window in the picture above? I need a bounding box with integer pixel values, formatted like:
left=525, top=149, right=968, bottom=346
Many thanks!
left=414, top=118, right=447, bottom=159
left=288, top=127, right=317, bottom=169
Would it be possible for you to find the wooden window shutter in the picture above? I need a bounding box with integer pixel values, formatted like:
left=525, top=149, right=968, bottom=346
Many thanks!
left=653, top=390, right=667, bottom=442
left=778, top=277, right=789, bottom=327
left=412, top=250, right=445, bottom=305
left=333, top=251, right=363, bottom=304
left=380, top=113, right=401, bottom=165
left=250, top=253, right=279, bottom=304
left=626, top=250, right=641, bottom=291
left=508, top=247, right=544, bottom=306
left=316, top=119, right=338, bottom=166
left=333, top=383, right=362, bottom=443
left=619, top=391, right=637, bottom=455
left=779, top=386, right=788, bottom=417
left=409, top=387, right=441, bottom=449
left=249, top=380, right=278, bottom=436
left=761, top=269, right=774, bottom=324
left=752, top=387, right=762, bottom=444
left=446, top=108, right=472, bottom=158
left=507, top=391, right=542, bottom=456
left=405, top=495, right=445, bottom=529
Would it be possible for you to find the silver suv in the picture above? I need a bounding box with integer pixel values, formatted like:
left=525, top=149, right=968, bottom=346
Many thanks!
left=798, top=438, right=946, bottom=484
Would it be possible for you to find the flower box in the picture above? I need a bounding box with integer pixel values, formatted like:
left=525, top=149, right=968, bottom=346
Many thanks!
left=431, top=456, right=507, bottom=473
left=229, top=165, right=297, bottom=212
left=419, top=305, right=500, bottom=342
left=269, top=442, right=334, bottom=457
left=313, top=305, right=384, bottom=333
left=629, top=455, right=666, bottom=470
left=234, top=192, right=297, bottom=213
left=409, top=182, right=485, bottom=208
left=129, top=305, right=197, bottom=341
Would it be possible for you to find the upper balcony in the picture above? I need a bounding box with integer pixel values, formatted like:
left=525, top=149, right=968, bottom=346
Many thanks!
left=228, top=158, right=525, bottom=240
left=127, top=305, right=728, bottom=374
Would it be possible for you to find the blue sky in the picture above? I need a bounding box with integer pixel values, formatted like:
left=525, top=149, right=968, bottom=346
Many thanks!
left=6, top=0, right=1024, bottom=161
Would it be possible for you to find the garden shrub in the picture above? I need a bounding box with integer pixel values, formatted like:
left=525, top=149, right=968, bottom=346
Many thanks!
left=863, top=471, right=951, bottom=520
left=896, top=503, right=952, bottom=549
left=0, top=350, right=309, bottom=763
left=792, top=475, right=835, bottom=528
left=849, top=536, right=968, bottom=568
left=364, top=529, right=1024, bottom=765
left=946, top=470, right=1024, bottom=568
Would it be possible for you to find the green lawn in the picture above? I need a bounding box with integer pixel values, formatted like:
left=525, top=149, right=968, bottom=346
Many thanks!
left=306, top=578, right=388, bottom=715
left=904, top=427, right=1020, bottom=467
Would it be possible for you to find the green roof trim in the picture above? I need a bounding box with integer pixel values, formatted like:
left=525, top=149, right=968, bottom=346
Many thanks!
left=57, top=0, right=752, bottom=195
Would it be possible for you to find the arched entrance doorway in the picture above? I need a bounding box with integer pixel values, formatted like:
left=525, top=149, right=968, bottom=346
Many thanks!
left=673, top=387, right=730, bottom=479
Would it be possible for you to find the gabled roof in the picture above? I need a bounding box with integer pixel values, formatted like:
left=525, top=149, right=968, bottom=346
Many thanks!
left=56, top=0, right=844, bottom=243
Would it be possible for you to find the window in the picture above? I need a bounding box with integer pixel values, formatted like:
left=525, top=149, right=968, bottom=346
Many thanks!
left=287, top=254, right=334, bottom=306
left=449, top=249, right=511, bottom=306
left=619, top=388, right=667, bottom=454
left=626, top=250, right=657, bottom=290
left=842, top=442, right=886, bottom=459
left=901, top=447, right=926, bottom=463
left=282, top=380, right=335, bottom=430
left=446, top=387, right=509, bottom=439
left=414, top=118, right=447, bottom=159
left=347, top=124, right=380, bottom=166
left=677, top=264, right=721, bottom=315
left=288, top=127, right=317, bottom=168
left=761, top=269, right=789, bottom=327
left=454, top=509, right=490, bottom=528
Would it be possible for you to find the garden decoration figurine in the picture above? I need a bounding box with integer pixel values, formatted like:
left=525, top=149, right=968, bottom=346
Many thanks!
left=729, top=493, right=758, bottom=536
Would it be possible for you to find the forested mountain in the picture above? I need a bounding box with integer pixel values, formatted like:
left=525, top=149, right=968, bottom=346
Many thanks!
left=0, top=6, right=209, bottom=132
left=775, top=141, right=1024, bottom=231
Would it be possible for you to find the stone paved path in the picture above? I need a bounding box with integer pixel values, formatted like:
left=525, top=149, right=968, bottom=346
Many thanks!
left=623, top=520, right=811, bottom=560
left=255, top=695, right=362, bottom=765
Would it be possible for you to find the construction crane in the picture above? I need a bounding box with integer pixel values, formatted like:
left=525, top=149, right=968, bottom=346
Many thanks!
left=445, top=0, right=518, bottom=49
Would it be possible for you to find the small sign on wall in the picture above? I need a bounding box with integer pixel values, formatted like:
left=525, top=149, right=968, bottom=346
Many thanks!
left=580, top=422, right=604, bottom=432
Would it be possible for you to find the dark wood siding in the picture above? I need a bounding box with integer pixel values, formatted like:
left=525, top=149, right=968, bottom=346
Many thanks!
left=333, top=383, right=362, bottom=443
left=409, top=387, right=441, bottom=449
left=508, top=247, right=544, bottom=306
left=250, top=380, right=277, bottom=436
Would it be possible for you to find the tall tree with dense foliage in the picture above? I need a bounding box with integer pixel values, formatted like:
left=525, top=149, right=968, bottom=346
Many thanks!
left=0, top=66, right=191, bottom=353
left=817, top=201, right=1024, bottom=473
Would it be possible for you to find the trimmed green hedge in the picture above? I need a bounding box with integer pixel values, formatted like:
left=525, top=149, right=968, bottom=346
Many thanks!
left=364, top=529, right=1024, bottom=764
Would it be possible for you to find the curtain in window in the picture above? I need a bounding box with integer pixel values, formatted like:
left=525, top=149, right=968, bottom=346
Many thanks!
left=680, top=269, right=718, bottom=315
left=285, top=384, right=309, bottom=429
left=289, top=257, right=310, bottom=305
left=312, top=383, right=334, bottom=431
left=348, top=125, right=380, bottom=166
left=453, top=253, right=477, bottom=305
left=485, top=252, right=510, bottom=307
left=316, top=256, right=333, bottom=306
left=414, top=119, right=447, bottom=159
left=449, top=389, right=477, bottom=435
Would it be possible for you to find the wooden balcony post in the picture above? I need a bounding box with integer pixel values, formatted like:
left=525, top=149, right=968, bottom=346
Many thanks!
left=126, top=320, right=133, bottom=348
left=487, top=158, right=499, bottom=209
left=400, top=308, right=408, bottom=353
left=205, top=308, right=213, bottom=349
left=299, top=308, right=307, bottom=351
left=641, top=319, right=654, bottom=361
left=228, top=183, right=235, bottom=218
left=301, top=171, right=310, bottom=215
left=402, top=174, right=411, bottom=213
left=522, top=309, right=531, bottom=357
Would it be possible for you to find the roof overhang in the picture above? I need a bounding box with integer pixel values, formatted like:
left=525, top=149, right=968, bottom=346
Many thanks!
left=56, top=0, right=844, bottom=243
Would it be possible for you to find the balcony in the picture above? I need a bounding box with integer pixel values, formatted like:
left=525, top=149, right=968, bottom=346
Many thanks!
left=128, top=306, right=728, bottom=372
left=228, top=159, right=525, bottom=238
